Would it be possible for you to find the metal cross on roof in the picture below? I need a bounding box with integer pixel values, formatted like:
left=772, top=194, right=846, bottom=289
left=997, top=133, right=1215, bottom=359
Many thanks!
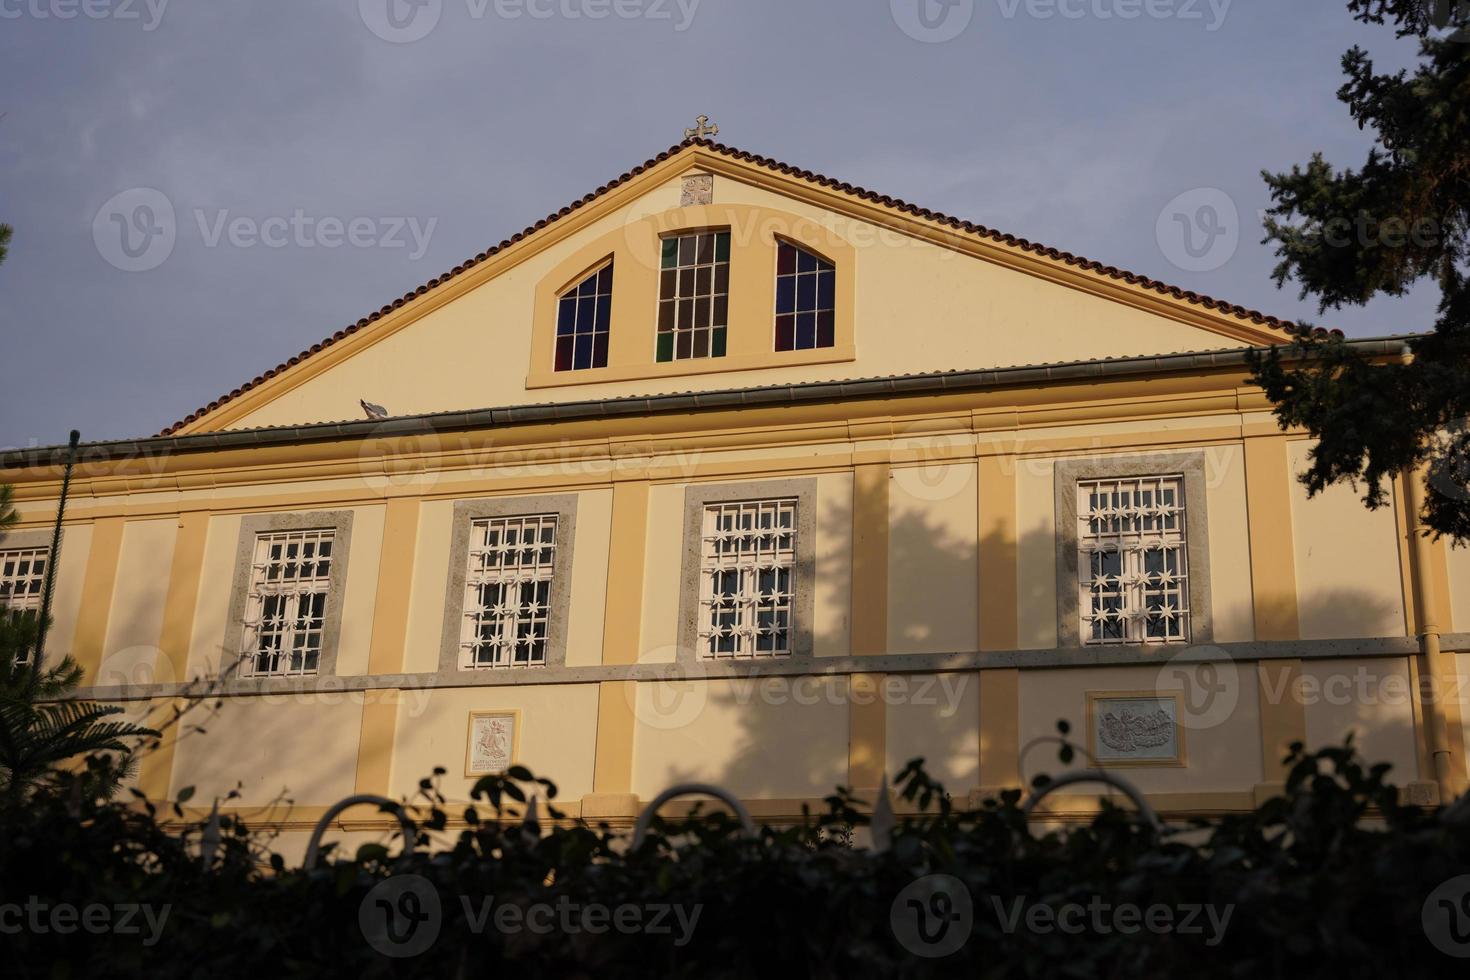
left=684, top=115, right=719, bottom=140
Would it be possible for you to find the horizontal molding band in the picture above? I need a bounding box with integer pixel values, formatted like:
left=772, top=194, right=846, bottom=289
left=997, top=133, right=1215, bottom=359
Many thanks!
left=60, top=633, right=1462, bottom=704
left=1, top=338, right=1409, bottom=471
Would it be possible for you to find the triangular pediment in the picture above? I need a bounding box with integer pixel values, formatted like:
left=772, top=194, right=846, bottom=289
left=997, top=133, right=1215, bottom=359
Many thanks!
left=168, top=141, right=1301, bottom=435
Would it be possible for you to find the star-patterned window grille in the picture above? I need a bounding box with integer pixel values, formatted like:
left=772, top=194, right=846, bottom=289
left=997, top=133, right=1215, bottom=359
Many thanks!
left=697, top=499, right=797, bottom=659
left=460, top=514, right=558, bottom=669
left=242, top=529, right=334, bottom=677
left=1076, top=476, right=1190, bottom=645
left=0, top=547, right=48, bottom=666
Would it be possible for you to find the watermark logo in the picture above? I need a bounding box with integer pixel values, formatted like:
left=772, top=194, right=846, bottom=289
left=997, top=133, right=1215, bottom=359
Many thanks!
left=891, top=874, right=973, bottom=958
left=359, top=0, right=442, bottom=43
left=992, top=896, right=1233, bottom=944
left=891, top=0, right=974, bottom=42
left=1155, top=644, right=1239, bottom=732
left=1423, top=875, right=1470, bottom=958
left=1155, top=187, right=1238, bottom=273
left=92, top=188, right=438, bottom=271
left=361, top=0, right=701, bottom=43
left=0, top=898, right=170, bottom=946
left=892, top=433, right=974, bottom=502
left=360, top=874, right=442, bottom=958
left=627, top=655, right=709, bottom=731
left=0, top=0, right=169, bottom=30
left=93, top=187, right=175, bottom=272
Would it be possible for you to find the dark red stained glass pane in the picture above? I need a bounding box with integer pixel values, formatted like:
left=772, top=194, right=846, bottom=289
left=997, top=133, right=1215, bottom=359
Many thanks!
left=816, top=310, right=835, bottom=348
left=777, top=241, right=796, bottom=275
left=592, top=333, right=608, bottom=368
left=775, top=314, right=794, bottom=351
left=555, top=335, right=573, bottom=372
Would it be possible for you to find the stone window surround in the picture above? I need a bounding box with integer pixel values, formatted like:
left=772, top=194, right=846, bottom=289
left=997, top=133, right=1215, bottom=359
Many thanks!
left=1053, top=453, right=1214, bottom=648
left=676, top=478, right=818, bottom=663
left=437, top=494, right=580, bottom=676
left=223, top=510, right=355, bottom=680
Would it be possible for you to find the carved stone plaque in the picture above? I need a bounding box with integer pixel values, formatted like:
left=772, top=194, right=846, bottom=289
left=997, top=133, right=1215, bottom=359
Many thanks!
left=1087, top=694, right=1183, bottom=766
left=681, top=174, right=713, bottom=206
left=465, top=711, right=519, bottom=776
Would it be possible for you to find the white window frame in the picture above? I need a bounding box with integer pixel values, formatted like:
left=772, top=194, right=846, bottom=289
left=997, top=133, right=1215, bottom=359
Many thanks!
left=696, top=498, right=799, bottom=660
left=241, top=528, right=337, bottom=678
left=1075, top=475, right=1190, bottom=645
left=0, top=545, right=49, bottom=665
left=457, top=513, right=559, bottom=670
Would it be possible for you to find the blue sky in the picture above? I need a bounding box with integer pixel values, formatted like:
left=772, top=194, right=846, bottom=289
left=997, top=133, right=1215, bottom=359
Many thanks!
left=0, top=0, right=1442, bottom=447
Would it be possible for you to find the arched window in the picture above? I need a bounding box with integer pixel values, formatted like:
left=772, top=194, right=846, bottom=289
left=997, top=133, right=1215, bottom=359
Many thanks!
left=554, top=260, right=612, bottom=372
left=774, top=241, right=835, bottom=352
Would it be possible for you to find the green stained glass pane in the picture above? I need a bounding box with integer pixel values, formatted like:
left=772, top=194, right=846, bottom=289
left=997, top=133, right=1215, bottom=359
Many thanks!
left=661, top=238, right=678, bottom=268
left=656, top=332, right=674, bottom=362
left=711, top=326, right=727, bottom=358
left=714, top=232, right=730, bottom=262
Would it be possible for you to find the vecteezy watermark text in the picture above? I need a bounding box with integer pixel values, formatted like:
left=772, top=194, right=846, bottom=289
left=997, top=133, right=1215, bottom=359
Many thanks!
left=891, top=0, right=1230, bottom=43
left=359, top=0, right=701, bottom=43
left=92, top=188, right=438, bottom=272
left=359, top=875, right=702, bottom=958
left=0, top=0, right=167, bottom=29
left=0, top=898, right=171, bottom=946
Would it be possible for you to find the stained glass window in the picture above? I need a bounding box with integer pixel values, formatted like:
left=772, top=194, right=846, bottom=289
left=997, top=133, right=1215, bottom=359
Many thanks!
left=554, top=260, right=612, bottom=372
left=774, top=241, right=835, bottom=352
left=657, top=230, right=730, bottom=362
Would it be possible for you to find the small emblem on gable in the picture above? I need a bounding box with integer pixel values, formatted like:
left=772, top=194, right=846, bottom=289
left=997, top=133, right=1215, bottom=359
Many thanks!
left=681, top=174, right=714, bottom=207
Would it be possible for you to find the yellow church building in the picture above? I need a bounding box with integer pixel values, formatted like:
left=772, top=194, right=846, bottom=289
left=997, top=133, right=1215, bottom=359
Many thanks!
left=4, top=136, right=1468, bottom=854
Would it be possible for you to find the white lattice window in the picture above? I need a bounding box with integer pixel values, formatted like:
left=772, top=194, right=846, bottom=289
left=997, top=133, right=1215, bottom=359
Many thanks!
left=0, top=547, right=48, bottom=665
left=1076, top=476, right=1189, bottom=645
left=697, top=498, right=797, bottom=659
left=459, top=514, right=558, bottom=669
left=242, top=529, right=335, bottom=677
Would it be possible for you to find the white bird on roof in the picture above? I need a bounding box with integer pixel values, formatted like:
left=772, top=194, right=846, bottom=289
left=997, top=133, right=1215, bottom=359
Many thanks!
left=360, top=399, right=389, bottom=421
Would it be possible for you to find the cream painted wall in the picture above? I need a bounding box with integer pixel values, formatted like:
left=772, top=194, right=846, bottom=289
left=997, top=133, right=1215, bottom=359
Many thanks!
left=1287, top=441, right=1407, bottom=640
left=44, top=521, right=92, bottom=661
left=330, top=504, right=384, bottom=677
left=391, top=684, right=599, bottom=802
left=402, top=500, right=454, bottom=674
left=639, top=482, right=684, bottom=663
left=1301, top=658, right=1420, bottom=781
left=814, top=472, right=853, bottom=658
left=885, top=672, right=980, bottom=788
left=1202, top=444, right=1255, bottom=642
left=1018, top=664, right=1265, bottom=793
left=97, top=518, right=177, bottom=686
left=1015, top=454, right=1058, bottom=650
left=640, top=473, right=852, bottom=662
left=632, top=676, right=849, bottom=798
left=169, top=696, right=363, bottom=806
left=1445, top=543, right=1470, bottom=634
left=564, top=488, right=611, bottom=668
left=227, top=173, right=1247, bottom=432
left=187, top=513, right=241, bottom=678
left=888, top=463, right=978, bottom=654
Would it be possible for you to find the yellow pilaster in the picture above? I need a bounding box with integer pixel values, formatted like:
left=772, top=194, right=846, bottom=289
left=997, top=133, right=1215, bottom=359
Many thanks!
left=1243, top=436, right=1305, bottom=789
left=136, top=512, right=210, bottom=800
left=70, top=517, right=126, bottom=684
left=851, top=463, right=890, bottom=656
left=978, top=668, right=1020, bottom=796
left=353, top=690, right=401, bottom=797
left=848, top=672, right=887, bottom=789
left=600, top=481, right=649, bottom=668
left=365, top=498, right=422, bottom=676
left=976, top=452, right=1018, bottom=652
left=585, top=480, right=650, bottom=821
